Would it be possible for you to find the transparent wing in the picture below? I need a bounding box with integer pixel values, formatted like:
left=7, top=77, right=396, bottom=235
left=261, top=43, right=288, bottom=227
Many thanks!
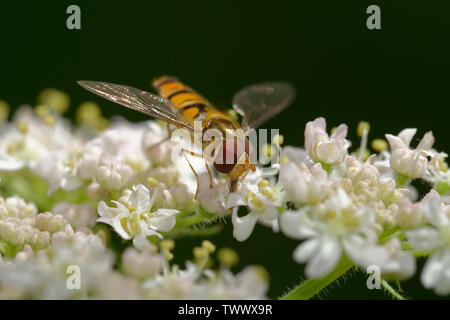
left=77, top=81, right=194, bottom=131
left=232, top=82, right=296, bottom=129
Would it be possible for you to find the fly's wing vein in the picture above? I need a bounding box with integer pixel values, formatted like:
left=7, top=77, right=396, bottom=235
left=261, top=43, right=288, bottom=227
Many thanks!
left=77, top=81, right=193, bottom=131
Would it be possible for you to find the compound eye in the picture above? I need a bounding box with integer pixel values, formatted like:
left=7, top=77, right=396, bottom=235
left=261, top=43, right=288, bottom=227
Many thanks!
left=213, top=139, right=238, bottom=173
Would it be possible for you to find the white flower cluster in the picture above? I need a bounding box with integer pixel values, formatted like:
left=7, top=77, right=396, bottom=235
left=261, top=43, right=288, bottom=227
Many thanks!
left=226, top=117, right=450, bottom=296
left=0, top=95, right=267, bottom=299
left=0, top=90, right=449, bottom=298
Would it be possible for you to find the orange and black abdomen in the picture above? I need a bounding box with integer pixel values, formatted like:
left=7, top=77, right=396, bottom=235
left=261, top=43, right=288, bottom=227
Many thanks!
left=153, top=76, right=211, bottom=124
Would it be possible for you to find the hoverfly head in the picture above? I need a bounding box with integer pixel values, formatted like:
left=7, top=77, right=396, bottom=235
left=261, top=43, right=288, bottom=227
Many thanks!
left=213, top=137, right=255, bottom=174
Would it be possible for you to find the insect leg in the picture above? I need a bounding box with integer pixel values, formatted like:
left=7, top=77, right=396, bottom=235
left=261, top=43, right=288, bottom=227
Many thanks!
left=205, top=161, right=213, bottom=188
left=181, top=148, right=204, bottom=199
left=147, top=124, right=174, bottom=151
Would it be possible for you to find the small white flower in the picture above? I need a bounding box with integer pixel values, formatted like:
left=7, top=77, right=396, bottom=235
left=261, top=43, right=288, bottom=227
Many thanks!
left=386, top=129, right=434, bottom=179
left=0, top=106, right=75, bottom=173
left=227, top=169, right=283, bottom=241
left=304, top=117, right=350, bottom=165
left=34, top=147, right=84, bottom=194
left=280, top=188, right=379, bottom=279
left=97, top=184, right=179, bottom=250
left=0, top=124, right=46, bottom=171
left=280, top=162, right=330, bottom=205
left=406, top=190, right=450, bottom=295
left=346, top=238, right=416, bottom=280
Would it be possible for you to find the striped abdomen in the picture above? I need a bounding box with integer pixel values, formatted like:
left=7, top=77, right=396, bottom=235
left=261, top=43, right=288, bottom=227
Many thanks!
left=153, top=76, right=212, bottom=123
left=153, top=76, right=231, bottom=125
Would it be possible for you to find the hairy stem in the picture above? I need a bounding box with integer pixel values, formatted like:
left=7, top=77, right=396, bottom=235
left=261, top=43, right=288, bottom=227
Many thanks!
left=279, top=255, right=354, bottom=300
left=381, top=280, right=407, bottom=300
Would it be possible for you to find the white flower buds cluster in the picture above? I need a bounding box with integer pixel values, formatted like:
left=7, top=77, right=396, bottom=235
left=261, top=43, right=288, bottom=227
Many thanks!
left=95, top=155, right=133, bottom=191
left=0, top=196, right=52, bottom=250
left=35, top=212, right=68, bottom=234
left=0, top=219, right=50, bottom=250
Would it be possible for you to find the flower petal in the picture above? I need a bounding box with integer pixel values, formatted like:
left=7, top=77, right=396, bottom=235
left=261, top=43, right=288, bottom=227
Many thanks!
left=421, top=249, right=449, bottom=291
left=417, top=131, right=434, bottom=151
left=148, top=213, right=176, bottom=232
left=406, top=227, right=441, bottom=252
left=305, top=236, right=341, bottom=279
left=422, top=194, right=448, bottom=228
left=232, top=208, right=260, bottom=242
left=293, top=238, right=320, bottom=263
left=130, top=184, right=151, bottom=213
left=397, top=128, right=417, bottom=146
left=385, top=134, right=406, bottom=151
left=280, top=210, right=317, bottom=239
left=261, top=206, right=279, bottom=221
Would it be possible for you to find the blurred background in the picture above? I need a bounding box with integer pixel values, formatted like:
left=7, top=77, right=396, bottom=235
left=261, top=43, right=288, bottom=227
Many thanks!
left=0, top=0, right=449, bottom=299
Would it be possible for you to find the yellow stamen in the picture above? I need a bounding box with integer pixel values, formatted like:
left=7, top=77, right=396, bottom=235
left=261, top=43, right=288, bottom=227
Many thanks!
left=163, top=249, right=174, bottom=261
left=357, top=121, right=370, bottom=137
left=35, top=104, right=48, bottom=117
left=261, top=188, right=275, bottom=201
left=217, top=248, right=239, bottom=267
left=16, top=121, right=28, bottom=134
left=262, top=144, right=274, bottom=158
left=371, top=139, right=388, bottom=152
left=43, top=114, right=56, bottom=126
left=147, top=177, right=159, bottom=187
left=160, top=239, right=175, bottom=251
left=250, top=197, right=263, bottom=208
left=258, top=179, right=270, bottom=189
left=38, top=88, right=70, bottom=114
left=193, top=246, right=207, bottom=260
left=202, top=240, right=216, bottom=253
left=254, top=265, right=270, bottom=281
left=245, top=191, right=255, bottom=201
left=272, top=134, right=284, bottom=145
left=330, top=127, right=337, bottom=135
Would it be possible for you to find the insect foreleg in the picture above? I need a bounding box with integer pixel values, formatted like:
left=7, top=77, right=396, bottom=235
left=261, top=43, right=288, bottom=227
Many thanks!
left=181, top=148, right=206, bottom=199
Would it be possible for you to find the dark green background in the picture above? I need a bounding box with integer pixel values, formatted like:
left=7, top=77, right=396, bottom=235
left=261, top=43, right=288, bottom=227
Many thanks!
left=1, top=1, right=449, bottom=299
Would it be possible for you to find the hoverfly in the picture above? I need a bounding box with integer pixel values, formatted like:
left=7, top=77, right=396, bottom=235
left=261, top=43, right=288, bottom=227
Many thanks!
left=77, top=76, right=295, bottom=196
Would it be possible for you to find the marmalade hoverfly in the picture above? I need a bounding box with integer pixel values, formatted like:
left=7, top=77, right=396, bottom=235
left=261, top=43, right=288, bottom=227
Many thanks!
left=77, top=76, right=295, bottom=196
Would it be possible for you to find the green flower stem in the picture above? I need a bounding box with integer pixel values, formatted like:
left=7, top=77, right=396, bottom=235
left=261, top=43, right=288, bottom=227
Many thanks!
left=381, top=280, right=407, bottom=300
left=279, top=255, right=354, bottom=300
left=174, top=209, right=215, bottom=229
left=163, top=224, right=224, bottom=239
